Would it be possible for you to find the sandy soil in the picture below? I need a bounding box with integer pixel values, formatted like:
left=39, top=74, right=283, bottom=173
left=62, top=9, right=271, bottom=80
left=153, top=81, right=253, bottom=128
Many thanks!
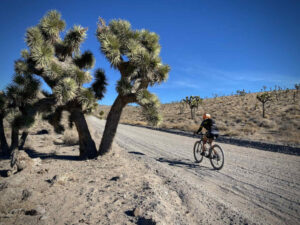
left=0, top=116, right=299, bottom=225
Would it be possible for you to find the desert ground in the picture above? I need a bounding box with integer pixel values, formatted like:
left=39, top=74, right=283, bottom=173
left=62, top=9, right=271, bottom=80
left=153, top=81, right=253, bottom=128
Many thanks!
left=0, top=115, right=299, bottom=225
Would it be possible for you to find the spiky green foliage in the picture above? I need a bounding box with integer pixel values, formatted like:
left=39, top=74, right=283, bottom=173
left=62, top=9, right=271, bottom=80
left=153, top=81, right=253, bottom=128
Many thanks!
left=21, top=49, right=30, bottom=60
left=236, top=89, right=246, bottom=96
left=31, top=43, right=54, bottom=67
left=53, top=77, right=77, bottom=103
left=256, top=92, right=272, bottom=104
left=0, top=91, right=8, bottom=116
left=116, top=78, right=132, bottom=95
left=183, top=96, right=202, bottom=108
left=7, top=74, right=40, bottom=107
left=12, top=108, right=35, bottom=129
left=17, top=10, right=107, bottom=113
left=26, top=26, right=43, bottom=48
left=43, top=107, right=64, bottom=133
left=137, top=89, right=162, bottom=126
left=40, top=10, right=65, bottom=41
left=44, top=60, right=64, bottom=80
left=14, top=60, right=29, bottom=75
left=96, top=18, right=170, bottom=126
left=92, top=69, right=107, bottom=99
left=78, top=88, right=97, bottom=112
left=74, top=50, right=95, bottom=69
left=64, top=25, right=87, bottom=55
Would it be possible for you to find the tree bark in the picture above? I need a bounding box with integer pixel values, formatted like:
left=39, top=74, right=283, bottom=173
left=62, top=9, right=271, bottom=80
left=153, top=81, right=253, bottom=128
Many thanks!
left=262, top=102, right=265, bottom=118
left=0, top=117, right=9, bottom=155
left=190, top=107, right=195, bottom=120
left=71, top=109, right=97, bottom=159
left=19, top=131, right=28, bottom=150
left=10, top=127, right=19, bottom=153
left=98, top=95, right=127, bottom=156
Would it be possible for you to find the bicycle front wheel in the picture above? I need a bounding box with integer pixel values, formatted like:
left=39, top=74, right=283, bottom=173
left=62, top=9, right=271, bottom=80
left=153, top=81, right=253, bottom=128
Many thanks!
left=209, top=144, right=224, bottom=170
left=193, top=141, right=204, bottom=163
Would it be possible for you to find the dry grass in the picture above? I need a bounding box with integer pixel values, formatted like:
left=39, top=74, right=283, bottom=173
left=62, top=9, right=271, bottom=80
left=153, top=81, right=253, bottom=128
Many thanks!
left=98, top=90, right=300, bottom=146
left=63, top=128, right=79, bottom=146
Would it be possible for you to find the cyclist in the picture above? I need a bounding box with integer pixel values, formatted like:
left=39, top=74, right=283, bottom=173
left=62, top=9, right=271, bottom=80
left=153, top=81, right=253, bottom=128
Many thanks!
left=194, top=113, right=219, bottom=156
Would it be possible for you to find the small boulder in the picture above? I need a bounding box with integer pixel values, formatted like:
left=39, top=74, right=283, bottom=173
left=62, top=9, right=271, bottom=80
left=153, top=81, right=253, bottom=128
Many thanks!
left=22, top=189, right=32, bottom=201
left=133, top=207, right=141, bottom=217
left=10, top=150, right=33, bottom=173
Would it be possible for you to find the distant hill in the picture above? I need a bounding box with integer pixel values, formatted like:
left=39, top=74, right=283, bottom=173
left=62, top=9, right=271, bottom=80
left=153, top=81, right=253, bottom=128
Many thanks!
left=97, top=89, right=300, bottom=146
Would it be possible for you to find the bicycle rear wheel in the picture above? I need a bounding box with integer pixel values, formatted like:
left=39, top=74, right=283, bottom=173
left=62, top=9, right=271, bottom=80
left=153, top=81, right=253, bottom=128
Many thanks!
left=193, top=141, right=204, bottom=163
left=209, top=144, right=224, bottom=170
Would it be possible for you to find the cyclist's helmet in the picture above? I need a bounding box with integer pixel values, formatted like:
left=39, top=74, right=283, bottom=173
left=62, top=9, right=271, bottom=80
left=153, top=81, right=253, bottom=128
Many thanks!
left=203, top=113, right=211, bottom=120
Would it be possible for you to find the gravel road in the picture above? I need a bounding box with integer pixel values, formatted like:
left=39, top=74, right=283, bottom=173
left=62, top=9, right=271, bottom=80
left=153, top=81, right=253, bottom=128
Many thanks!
left=89, top=116, right=300, bottom=225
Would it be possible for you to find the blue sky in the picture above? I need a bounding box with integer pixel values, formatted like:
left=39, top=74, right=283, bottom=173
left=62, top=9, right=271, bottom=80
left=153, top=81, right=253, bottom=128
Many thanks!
left=0, top=0, right=299, bottom=104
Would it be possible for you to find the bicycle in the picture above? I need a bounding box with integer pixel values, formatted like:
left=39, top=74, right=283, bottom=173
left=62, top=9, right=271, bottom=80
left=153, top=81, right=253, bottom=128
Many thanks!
left=193, top=133, right=224, bottom=170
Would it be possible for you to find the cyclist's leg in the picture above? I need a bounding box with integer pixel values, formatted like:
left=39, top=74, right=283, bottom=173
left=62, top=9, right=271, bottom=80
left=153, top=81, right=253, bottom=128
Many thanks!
left=202, top=135, right=208, bottom=151
left=209, top=137, right=220, bottom=159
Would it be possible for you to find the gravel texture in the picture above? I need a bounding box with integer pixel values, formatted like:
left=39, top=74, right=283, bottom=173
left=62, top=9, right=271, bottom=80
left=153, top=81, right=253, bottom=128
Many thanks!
left=89, top=116, right=300, bottom=225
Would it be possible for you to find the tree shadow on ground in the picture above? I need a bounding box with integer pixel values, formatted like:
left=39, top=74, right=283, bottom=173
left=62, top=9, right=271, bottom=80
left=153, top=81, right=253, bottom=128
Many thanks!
left=0, top=155, right=10, bottom=161
left=24, top=148, right=80, bottom=161
left=156, top=157, right=213, bottom=171
left=0, top=170, right=9, bottom=177
left=128, top=151, right=145, bottom=156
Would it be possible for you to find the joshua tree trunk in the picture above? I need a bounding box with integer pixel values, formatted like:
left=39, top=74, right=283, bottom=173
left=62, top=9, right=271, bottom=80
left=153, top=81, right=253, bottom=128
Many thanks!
left=262, top=103, right=265, bottom=118
left=19, top=131, right=28, bottom=150
left=0, top=117, right=9, bottom=155
left=98, top=95, right=127, bottom=156
left=10, top=127, right=19, bottom=152
left=71, top=109, right=97, bottom=159
left=190, top=107, right=196, bottom=120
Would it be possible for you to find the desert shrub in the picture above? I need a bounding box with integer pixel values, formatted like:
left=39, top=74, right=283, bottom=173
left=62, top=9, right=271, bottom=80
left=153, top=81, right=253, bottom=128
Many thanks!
left=63, top=129, right=79, bottom=146
left=184, top=123, right=199, bottom=132
left=216, top=121, right=228, bottom=132
left=120, top=119, right=147, bottom=127
left=223, top=130, right=239, bottom=136
left=259, top=119, right=276, bottom=129
left=240, top=125, right=256, bottom=135
left=235, top=118, right=242, bottom=123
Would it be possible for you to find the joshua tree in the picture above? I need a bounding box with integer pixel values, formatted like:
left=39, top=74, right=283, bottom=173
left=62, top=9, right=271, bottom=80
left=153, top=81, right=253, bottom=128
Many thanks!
left=183, top=96, right=202, bottom=120
left=256, top=92, right=272, bottom=118
left=99, top=110, right=104, bottom=119
left=0, top=72, right=41, bottom=157
left=14, top=11, right=107, bottom=159
left=295, top=83, right=300, bottom=92
left=6, top=74, right=40, bottom=152
left=236, top=89, right=246, bottom=96
left=272, top=85, right=279, bottom=101
left=0, top=91, right=9, bottom=155
left=179, top=100, right=185, bottom=114
left=96, top=18, right=170, bottom=155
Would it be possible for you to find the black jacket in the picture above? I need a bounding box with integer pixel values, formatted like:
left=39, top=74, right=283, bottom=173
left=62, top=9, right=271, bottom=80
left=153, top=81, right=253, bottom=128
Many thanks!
left=197, top=118, right=219, bottom=135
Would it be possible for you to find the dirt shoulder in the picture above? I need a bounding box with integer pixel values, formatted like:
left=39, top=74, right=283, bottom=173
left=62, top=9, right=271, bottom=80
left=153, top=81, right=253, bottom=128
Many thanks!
left=0, top=127, right=191, bottom=225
